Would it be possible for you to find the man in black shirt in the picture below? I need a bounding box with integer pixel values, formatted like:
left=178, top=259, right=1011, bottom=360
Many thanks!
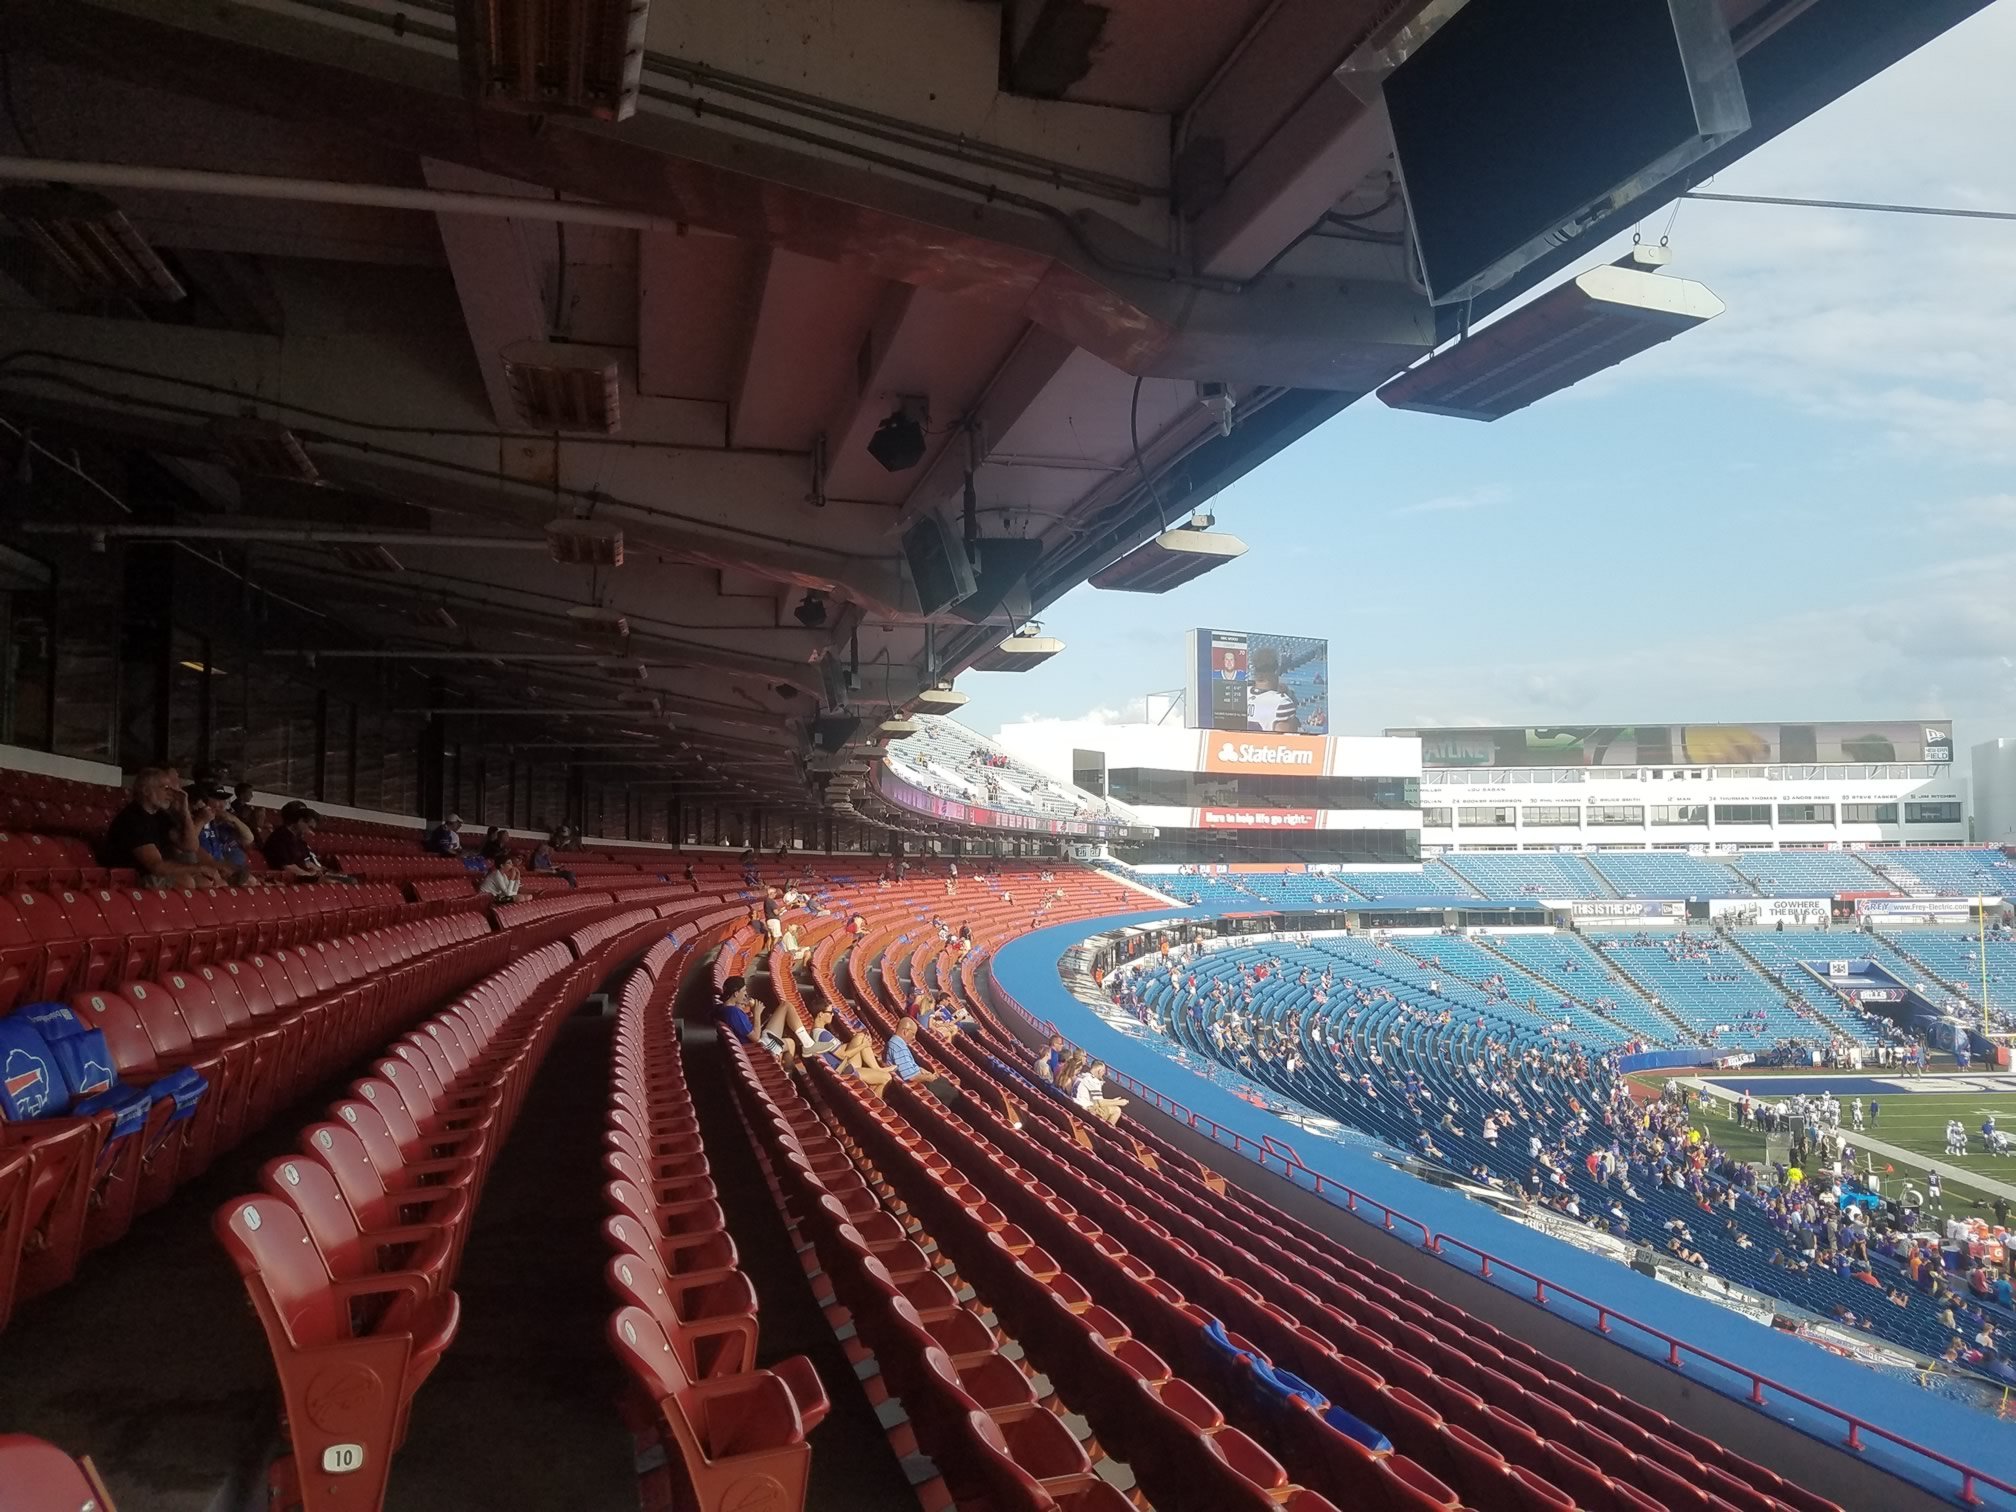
left=101, top=768, right=223, bottom=886
left=264, top=801, right=328, bottom=881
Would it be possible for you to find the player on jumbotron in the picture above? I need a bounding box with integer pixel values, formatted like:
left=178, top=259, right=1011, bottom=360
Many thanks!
left=1245, top=645, right=1300, bottom=733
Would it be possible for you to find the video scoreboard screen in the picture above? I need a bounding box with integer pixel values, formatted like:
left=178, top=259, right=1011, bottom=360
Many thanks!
left=1186, top=629, right=1329, bottom=734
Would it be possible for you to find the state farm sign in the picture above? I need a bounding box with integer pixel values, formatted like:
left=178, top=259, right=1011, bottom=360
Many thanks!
left=1201, top=733, right=1329, bottom=774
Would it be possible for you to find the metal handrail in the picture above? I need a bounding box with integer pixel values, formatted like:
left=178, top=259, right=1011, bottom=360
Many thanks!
left=1429, top=1233, right=2014, bottom=1506
left=992, top=965, right=2016, bottom=1508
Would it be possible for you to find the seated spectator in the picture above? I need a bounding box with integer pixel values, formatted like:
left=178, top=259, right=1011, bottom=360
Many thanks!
left=529, top=839, right=575, bottom=885
left=683, top=862, right=699, bottom=892
left=229, top=780, right=259, bottom=828
left=783, top=1006, right=845, bottom=1068
left=479, top=826, right=510, bottom=864
left=425, top=813, right=464, bottom=856
left=776, top=922, right=810, bottom=971
left=712, top=973, right=809, bottom=1054
left=481, top=856, right=524, bottom=902
left=189, top=783, right=255, bottom=884
left=101, top=767, right=225, bottom=887
left=264, top=801, right=345, bottom=882
left=1074, top=1060, right=1127, bottom=1126
left=849, top=1017, right=955, bottom=1104
left=713, top=975, right=760, bottom=1042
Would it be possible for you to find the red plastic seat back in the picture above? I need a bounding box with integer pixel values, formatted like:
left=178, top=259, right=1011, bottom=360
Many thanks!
left=331, top=1099, right=428, bottom=1183
left=0, top=893, right=35, bottom=1011
left=261, top=1155, right=375, bottom=1280
left=608, top=1305, right=693, bottom=1400
left=215, top=958, right=274, bottom=1019
left=214, top=1194, right=348, bottom=1347
left=122, top=980, right=197, bottom=1059
left=72, top=988, right=166, bottom=1077
left=302, top=1121, right=399, bottom=1229
left=196, top=964, right=255, bottom=1031
left=244, top=955, right=299, bottom=1011
left=158, top=970, right=231, bottom=1042
left=0, top=1433, right=115, bottom=1512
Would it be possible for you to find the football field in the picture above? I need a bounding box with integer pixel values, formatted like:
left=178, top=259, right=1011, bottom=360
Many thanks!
left=1681, top=1081, right=2016, bottom=1218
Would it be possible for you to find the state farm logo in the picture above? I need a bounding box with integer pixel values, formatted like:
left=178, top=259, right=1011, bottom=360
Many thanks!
left=1215, top=741, right=1315, bottom=767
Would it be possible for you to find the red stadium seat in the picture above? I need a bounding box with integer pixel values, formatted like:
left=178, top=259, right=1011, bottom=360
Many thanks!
left=259, top=1154, right=456, bottom=1295
left=215, top=1195, right=459, bottom=1511
left=0, top=1432, right=122, bottom=1512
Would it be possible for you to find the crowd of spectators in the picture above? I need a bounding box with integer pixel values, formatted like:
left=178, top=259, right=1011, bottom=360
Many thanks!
left=1107, top=934, right=2016, bottom=1382
left=100, top=767, right=360, bottom=888
left=96, top=767, right=585, bottom=902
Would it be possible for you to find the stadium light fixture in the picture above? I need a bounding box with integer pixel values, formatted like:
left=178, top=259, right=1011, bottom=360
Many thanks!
left=915, top=685, right=967, bottom=713
left=546, top=518, right=625, bottom=566
left=1090, top=516, right=1248, bottom=594
left=880, top=717, right=920, bottom=738
left=565, top=604, right=630, bottom=645
left=455, top=0, right=650, bottom=121
left=969, top=627, right=1063, bottom=672
left=0, top=186, right=185, bottom=301
left=1377, top=260, right=1724, bottom=421
left=501, top=342, right=622, bottom=432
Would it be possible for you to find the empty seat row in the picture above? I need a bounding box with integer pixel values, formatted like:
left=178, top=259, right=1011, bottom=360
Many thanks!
left=0, top=910, right=510, bottom=1334
left=214, top=911, right=668, bottom=1512
left=0, top=880, right=409, bottom=1014
left=602, top=948, right=829, bottom=1512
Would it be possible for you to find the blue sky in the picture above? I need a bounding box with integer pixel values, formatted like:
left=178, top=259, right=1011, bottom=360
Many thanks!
left=957, top=3, right=2016, bottom=777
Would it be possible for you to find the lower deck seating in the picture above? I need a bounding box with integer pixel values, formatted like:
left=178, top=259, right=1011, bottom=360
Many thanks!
left=0, top=905, right=506, bottom=1335
left=215, top=904, right=671, bottom=1510
left=702, top=878, right=1837, bottom=1512
left=601, top=915, right=830, bottom=1512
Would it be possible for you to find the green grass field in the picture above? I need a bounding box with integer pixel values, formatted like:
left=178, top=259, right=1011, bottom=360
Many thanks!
left=1675, top=1086, right=2016, bottom=1220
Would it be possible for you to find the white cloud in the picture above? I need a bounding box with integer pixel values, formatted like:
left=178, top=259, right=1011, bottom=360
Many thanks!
left=1012, top=697, right=1153, bottom=728
left=1393, top=485, right=1512, bottom=517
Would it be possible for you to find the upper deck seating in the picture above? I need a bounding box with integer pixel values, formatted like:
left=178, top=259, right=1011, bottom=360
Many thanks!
left=1439, top=853, right=1609, bottom=899
left=1728, top=852, right=1884, bottom=897
left=1585, top=852, right=1751, bottom=899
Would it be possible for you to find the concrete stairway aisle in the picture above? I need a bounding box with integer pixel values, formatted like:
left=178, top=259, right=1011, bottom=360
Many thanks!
left=386, top=1011, right=635, bottom=1510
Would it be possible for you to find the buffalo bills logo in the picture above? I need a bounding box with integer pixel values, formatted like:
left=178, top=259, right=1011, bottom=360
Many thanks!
left=4, top=1047, right=52, bottom=1116
left=73, top=1058, right=113, bottom=1097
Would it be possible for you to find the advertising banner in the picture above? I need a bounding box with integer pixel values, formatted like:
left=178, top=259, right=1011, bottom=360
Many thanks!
left=1394, top=721, right=1955, bottom=768
left=1187, top=628, right=1330, bottom=734
left=1199, top=732, right=1331, bottom=775
left=1855, top=898, right=1977, bottom=924
left=1196, top=808, right=1319, bottom=830
left=1570, top=899, right=1686, bottom=921
left=1707, top=898, right=1831, bottom=928
left=874, top=769, right=1138, bottom=838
